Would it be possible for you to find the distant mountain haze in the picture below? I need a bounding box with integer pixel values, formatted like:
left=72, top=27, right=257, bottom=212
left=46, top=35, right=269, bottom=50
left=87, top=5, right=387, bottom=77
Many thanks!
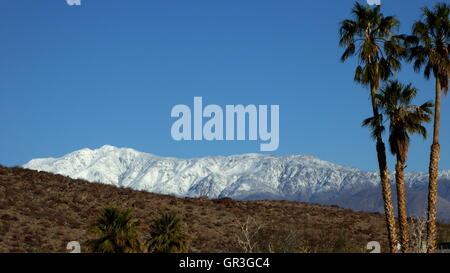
left=23, top=145, right=450, bottom=222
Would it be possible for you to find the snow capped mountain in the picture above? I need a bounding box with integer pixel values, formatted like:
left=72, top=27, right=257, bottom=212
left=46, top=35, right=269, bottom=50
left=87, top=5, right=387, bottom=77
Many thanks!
left=23, top=145, right=450, bottom=221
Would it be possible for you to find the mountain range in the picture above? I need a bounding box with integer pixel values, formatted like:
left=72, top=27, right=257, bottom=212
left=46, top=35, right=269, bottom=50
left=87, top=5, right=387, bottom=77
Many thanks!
left=23, top=145, right=450, bottom=221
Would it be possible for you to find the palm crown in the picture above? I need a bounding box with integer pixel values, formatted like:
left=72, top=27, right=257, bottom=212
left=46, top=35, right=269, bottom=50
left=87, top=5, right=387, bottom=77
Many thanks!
left=339, top=3, right=406, bottom=89
left=408, top=3, right=450, bottom=93
left=147, top=212, right=190, bottom=253
left=89, top=207, right=142, bottom=253
left=376, top=80, right=433, bottom=163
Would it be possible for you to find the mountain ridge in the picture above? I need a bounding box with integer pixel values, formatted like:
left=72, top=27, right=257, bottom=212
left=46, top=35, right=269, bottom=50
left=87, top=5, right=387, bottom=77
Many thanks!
left=23, top=145, right=450, bottom=221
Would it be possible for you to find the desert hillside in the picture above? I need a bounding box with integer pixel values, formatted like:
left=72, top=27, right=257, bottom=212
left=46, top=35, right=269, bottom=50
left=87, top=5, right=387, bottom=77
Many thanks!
left=0, top=165, right=411, bottom=253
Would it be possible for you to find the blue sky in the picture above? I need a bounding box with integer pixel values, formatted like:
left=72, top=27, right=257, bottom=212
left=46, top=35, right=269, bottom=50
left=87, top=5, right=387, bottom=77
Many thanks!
left=0, top=0, right=448, bottom=172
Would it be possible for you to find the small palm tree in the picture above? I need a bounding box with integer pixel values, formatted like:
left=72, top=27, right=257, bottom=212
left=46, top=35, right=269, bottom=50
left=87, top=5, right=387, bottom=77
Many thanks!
left=339, top=2, right=407, bottom=253
left=147, top=212, right=190, bottom=253
left=406, top=3, right=450, bottom=253
left=375, top=80, right=433, bottom=253
left=89, top=207, right=142, bottom=253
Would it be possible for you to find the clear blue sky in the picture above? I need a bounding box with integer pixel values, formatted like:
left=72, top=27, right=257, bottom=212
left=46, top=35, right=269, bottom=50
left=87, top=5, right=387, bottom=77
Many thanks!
left=0, top=0, right=448, bottom=172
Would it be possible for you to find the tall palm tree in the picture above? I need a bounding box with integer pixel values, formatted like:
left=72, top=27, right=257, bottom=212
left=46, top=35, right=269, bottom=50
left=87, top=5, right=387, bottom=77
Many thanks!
left=375, top=80, right=433, bottom=253
left=407, top=3, right=450, bottom=253
left=147, top=212, right=190, bottom=253
left=339, top=2, right=406, bottom=252
left=89, top=207, right=142, bottom=253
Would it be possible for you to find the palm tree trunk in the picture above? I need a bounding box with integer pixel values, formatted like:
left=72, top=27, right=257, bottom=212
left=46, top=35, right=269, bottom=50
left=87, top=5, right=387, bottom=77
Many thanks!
left=426, top=76, right=442, bottom=253
left=395, top=158, right=409, bottom=253
left=371, top=84, right=399, bottom=253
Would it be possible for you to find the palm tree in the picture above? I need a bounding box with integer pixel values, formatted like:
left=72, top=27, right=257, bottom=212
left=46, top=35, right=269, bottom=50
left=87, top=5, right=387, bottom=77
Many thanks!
left=407, top=3, right=450, bottom=253
left=375, top=80, right=433, bottom=253
left=339, top=2, right=406, bottom=252
left=147, top=212, right=190, bottom=253
left=89, top=207, right=142, bottom=253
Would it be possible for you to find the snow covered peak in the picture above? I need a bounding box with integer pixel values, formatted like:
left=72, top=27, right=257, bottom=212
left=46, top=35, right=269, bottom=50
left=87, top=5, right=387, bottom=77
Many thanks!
left=21, top=145, right=445, bottom=203
left=22, top=145, right=450, bottom=220
left=23, top=145, right=364, bottom=195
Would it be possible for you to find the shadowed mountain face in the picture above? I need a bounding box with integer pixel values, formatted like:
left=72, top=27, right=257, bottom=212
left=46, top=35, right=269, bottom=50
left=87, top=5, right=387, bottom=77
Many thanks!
left=319, top=181, right=450, bottom=222
left=23, top=145, right=450, bottom=221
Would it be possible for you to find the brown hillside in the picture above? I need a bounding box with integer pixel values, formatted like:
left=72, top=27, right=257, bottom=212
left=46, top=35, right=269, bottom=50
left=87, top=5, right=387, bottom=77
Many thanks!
left=0, top=166, right=392, bottom=253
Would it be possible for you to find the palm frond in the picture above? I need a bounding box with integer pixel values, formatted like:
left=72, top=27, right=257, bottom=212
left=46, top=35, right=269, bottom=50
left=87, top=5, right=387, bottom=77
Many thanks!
left=377, top=80, right=433, bottom=162
left=408, top=3, right=450, bottom=93
left=89, top=207, right=142, bottom=253
left=362, top=114, right=385, bottom=140
left=339, top=2, right=406, bottom=88
left=147, top=212, right=190, bottom=253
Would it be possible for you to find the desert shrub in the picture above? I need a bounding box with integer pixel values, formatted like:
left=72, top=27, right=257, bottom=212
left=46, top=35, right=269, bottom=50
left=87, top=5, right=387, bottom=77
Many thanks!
left=331, top=236, right=347, bottom=253
left=409, top=216, right=428, bottom=253
left=236, top=216, right=311, bottom=253
left=438, top=222, right=450, bottom=244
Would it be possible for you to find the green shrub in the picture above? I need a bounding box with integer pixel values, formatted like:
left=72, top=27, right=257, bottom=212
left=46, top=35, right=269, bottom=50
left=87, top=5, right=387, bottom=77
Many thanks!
left=147, top=212, right=190, bottom=253
left=88, top=207, right=142, bottom=253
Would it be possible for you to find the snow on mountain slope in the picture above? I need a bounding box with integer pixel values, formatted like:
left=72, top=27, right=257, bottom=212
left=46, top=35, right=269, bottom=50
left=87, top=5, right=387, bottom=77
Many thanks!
left=23, top=145, right=450, bottom=220
left=23, top=145, right=375, bottom=198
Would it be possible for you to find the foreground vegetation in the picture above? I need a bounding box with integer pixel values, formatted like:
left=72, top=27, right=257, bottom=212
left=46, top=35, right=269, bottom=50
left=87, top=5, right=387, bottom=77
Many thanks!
left=1, top=166, right=450, bottom=253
